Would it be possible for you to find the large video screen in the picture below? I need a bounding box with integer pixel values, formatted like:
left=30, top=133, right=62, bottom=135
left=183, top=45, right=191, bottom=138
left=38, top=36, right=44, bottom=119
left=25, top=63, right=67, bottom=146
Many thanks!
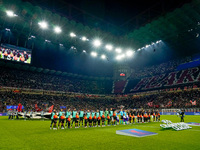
left=0, top=44, right=32, bottom=64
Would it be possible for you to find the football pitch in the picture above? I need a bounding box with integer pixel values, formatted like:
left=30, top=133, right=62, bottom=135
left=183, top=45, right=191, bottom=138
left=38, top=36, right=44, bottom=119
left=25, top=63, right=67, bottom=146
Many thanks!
left=0, top=115, right=199, bottom=150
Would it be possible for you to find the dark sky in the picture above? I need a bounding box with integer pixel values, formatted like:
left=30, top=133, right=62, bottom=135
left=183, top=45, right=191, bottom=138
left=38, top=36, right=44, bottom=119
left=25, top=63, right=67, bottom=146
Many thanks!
left=24, top=0, right=192, bottom=34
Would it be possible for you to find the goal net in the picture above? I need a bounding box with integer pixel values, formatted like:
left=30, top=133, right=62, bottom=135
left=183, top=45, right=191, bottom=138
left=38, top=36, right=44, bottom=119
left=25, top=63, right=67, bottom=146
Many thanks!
left=161, top=109, right=181, bottom=115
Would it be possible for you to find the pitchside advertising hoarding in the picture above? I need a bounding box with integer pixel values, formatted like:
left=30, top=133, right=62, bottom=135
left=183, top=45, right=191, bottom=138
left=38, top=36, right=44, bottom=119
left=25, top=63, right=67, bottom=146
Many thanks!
left=0, top=113, right=7, bottom=116
left=6, top=105, right=24, bottom=109
left=161, top=112, right=200, bottom=115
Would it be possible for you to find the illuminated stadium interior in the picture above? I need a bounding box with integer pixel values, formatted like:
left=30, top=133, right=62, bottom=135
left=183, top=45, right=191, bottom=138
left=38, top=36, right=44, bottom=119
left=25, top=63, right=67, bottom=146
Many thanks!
left=0, top=0, right=200, bottom=150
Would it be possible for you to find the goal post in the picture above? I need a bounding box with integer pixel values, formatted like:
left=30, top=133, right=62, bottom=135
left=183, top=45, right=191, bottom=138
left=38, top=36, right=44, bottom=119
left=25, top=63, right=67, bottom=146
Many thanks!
left=161, top=109, right=181, bottom=115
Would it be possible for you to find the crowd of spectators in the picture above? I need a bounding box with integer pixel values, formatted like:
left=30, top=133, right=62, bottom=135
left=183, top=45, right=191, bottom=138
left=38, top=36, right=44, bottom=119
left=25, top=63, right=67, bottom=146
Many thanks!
left=0, top=55, right=200, bottom=113
left=0, top=56, right=194, bottom=95
left=0, top=89, right=199, bottom=113
left=131, top=57, right=191, bottom=79
left=0, top=91, right=117, bottom=112
left=0, top=67, right=112, bottom=94
left=127, top=90, right=200, bottom=109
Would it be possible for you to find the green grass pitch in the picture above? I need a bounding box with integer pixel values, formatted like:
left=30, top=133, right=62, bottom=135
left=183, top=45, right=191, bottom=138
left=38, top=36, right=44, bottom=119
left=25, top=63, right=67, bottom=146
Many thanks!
left=0, top=115, right=200, bottom=150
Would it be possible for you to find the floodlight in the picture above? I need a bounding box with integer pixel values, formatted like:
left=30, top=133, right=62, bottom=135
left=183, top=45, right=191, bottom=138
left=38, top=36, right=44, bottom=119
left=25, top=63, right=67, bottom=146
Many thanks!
left=101, top=54, right=106, bottom=59
left=91, top=52, right=97, bottom=57
left=70, top=46, right=76, bottom=50
left=54, top=26, right=62, bottom=33
left=83, top=50, right=86, bottom=53
left=38, top=21, right=48, bottom=29
left=5, top=28, right=10, bottom=31
left=121, top=54, right=125, bottom=58
left=6, top=10, right=17, bottom=17
left=116, top=55, right=122, bottom=60
left=93, top=39, right=101, bottom=47
left=126, top=50, right=134, bottom=57
left=115, top=48, right=122, bottom=53
left=105, top=44, right=113, bottom=51
left=81, top=36, right=87, bottom=41
left=70, top=32, right=76, bottom=37
left=45, top=39, right=50, bottom=42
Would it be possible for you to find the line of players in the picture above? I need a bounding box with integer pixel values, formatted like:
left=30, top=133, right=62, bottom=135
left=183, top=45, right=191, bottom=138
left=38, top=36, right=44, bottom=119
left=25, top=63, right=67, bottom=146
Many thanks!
left=50, top=108, right=161, bottom=130
left=7, top=109, right=20, bottom=120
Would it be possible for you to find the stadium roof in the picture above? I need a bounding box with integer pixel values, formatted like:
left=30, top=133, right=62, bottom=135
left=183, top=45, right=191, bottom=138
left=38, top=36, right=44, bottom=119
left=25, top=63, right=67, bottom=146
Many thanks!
left=1, top=0, right=200, bottom=76
left=23, top=0, right=192, bottom=35
left=0, top=60, right=113, bottom=80
left=125, top=0, right=200, bottom=55
left=1, top=0, right=198, bottom=53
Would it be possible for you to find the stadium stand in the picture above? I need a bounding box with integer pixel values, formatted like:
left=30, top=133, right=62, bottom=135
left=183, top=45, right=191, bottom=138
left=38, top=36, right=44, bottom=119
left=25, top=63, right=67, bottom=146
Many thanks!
left=131, top=57, right=191, bottom=79
left=0, top=67, right=113, bottom=94
left=1, top=86, right=200, bottom=113
left=1, top=55, right=200, bottom=113
left=112, top=80, right=128, bottom=94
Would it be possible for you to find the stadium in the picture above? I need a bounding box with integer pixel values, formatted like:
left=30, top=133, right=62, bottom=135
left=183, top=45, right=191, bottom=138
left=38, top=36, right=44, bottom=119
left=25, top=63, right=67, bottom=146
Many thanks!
left=0, top=0, right=200, bottom=149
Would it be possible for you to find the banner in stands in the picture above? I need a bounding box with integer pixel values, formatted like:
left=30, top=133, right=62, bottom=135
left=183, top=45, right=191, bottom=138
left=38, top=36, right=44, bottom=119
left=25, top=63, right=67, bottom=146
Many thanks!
left=0, top=44, right=32, bottom=64
left=131, top=67, right=200, bottom=92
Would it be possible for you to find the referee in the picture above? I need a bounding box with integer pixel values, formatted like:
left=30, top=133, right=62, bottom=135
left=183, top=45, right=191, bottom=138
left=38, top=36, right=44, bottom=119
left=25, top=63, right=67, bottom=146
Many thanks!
left=180, top=110, right=185, bottom=122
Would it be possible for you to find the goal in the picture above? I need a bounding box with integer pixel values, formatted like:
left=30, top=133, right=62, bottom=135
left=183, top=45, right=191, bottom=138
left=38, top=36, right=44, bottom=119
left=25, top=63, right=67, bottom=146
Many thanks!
left=161, top=109, right=181, bottom=115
